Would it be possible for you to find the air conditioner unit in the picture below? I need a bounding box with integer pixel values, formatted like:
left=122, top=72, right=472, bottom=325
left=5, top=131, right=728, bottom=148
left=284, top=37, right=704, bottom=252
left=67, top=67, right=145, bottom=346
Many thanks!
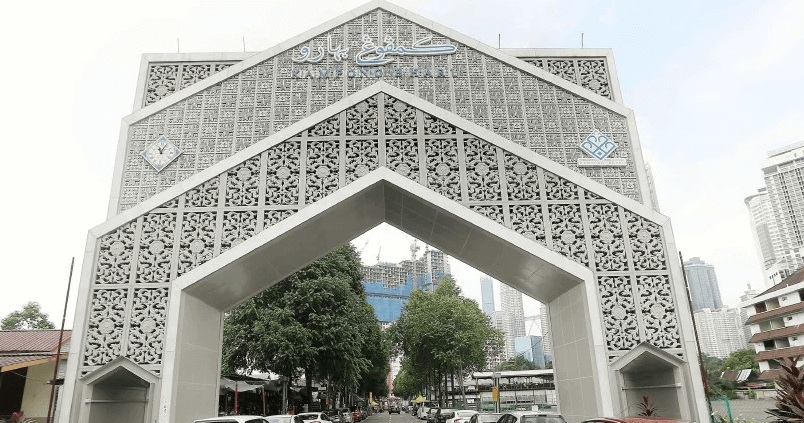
left=786, top=316, right=793, bottom=321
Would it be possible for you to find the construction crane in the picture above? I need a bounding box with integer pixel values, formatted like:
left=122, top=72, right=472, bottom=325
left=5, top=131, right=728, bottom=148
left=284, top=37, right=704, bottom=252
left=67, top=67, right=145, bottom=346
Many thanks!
left=376, top=246, right=382, bottom=264
left=358, top=239, right=370, bottom=255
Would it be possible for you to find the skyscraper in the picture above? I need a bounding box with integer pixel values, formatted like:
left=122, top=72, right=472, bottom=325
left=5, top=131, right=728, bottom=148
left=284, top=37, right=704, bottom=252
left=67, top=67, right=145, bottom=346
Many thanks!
left=693, top=308, right=747, bottom=359
left=746, top=188, right=786, bottom=287
left=759, top=141, right=804, bottom=282
left=499, top=283, right=526, bottom=359
left=739, top=283, right=758, bottom=348
left=480, top=275, right=495, bottom=316
left=540, top=304, right=553, bottom=361
left=362, top=245, right=451, bottom=326
left=514, top=335, right=547, bottom=368
left=684, top=257, right=723, bottom=311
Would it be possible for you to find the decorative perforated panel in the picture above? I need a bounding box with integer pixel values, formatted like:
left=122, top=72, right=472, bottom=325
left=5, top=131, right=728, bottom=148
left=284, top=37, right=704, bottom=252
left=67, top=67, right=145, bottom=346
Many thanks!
left=120, top=9, right=640, bottom=213
left=84, top=92, right=678, bottom=374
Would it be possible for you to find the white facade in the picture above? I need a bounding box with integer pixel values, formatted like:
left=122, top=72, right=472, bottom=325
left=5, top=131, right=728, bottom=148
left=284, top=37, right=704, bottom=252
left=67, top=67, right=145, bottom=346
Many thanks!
left=60, top=3, right=709, bottom=422
left=745, top=189, right=785, bottom=288
left=693, top=308, right=746, bottom=359
left=739, top=272, right=804, bottom=376
left=540, top=303, right=553, bottom=360
left=499, top=283, right=527, bottom=359
left=747, top=141, right=804, bottom=288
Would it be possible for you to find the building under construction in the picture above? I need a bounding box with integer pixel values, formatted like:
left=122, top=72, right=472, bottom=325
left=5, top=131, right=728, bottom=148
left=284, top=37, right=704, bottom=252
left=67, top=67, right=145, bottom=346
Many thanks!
left=362, top=242, right=451, bottom=327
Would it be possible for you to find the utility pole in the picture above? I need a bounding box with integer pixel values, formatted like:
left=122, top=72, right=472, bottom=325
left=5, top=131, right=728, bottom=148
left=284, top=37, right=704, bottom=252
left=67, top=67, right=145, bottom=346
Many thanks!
left=47, top=258, right=74, bottom=423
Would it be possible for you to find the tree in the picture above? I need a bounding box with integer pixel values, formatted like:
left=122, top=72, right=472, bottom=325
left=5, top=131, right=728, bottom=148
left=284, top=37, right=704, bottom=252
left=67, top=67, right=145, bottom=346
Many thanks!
left=1, top=302, right=55, bottom=330
left=496, top=355, right=539, bottom=371
left=720, top=349, right=760, bottom=374
left=222, top=245, right=388, bottom=409
left=392, top=277, right=503, bottom=406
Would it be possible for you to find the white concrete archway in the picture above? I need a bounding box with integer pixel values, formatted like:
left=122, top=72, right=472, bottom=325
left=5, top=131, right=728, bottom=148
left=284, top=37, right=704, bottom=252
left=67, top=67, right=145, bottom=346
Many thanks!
left=61, top=84, right=706, bottom=423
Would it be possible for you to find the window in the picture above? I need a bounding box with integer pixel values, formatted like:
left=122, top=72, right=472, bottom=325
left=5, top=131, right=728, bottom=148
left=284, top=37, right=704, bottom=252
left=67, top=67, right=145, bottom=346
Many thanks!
left=767, top=298, right=781, bottom=310
left=764, top=340, right=776, bottom=350
left=756, top=303, right=768, bottom=314
left=777, top=338, right=791, bottom=348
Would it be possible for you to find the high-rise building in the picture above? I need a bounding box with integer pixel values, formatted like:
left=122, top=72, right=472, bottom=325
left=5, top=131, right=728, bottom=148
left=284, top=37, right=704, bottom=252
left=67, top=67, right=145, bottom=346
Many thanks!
left=693, top=308, right=747, bottom=359
left=739, top=283, right=758, bottom=349
left=746, top=188, right=785, bottom=287
left=514, top=335, right=547, bottom=368
left=499, top=283, right=526, bottom=359
left=480, top=275, right=495, bottom=316
left=760, top=141, right=804, bottom=281
left=362, top=245, right=451, bottom=326
left=540, top=304, right=553, bottom=361
left=684, top=257, right=723, bottom=311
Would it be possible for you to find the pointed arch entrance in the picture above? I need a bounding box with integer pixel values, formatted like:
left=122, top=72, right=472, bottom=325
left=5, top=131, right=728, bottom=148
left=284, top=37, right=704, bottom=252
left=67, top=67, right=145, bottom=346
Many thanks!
left=61, top=84, right=706, bottom=423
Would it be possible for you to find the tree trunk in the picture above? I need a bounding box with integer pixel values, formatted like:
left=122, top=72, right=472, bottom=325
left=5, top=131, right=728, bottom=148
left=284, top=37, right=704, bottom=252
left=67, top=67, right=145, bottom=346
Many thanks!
left=459, top=365, right=466, bottom=410
left=305, top=367, right=313, bottom=411
left=450, top=369, right=455, bottom=407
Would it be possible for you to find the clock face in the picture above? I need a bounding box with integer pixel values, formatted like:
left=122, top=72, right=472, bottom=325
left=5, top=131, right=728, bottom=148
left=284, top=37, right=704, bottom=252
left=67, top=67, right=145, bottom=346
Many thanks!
left=141, top=136, right=182, bottom=172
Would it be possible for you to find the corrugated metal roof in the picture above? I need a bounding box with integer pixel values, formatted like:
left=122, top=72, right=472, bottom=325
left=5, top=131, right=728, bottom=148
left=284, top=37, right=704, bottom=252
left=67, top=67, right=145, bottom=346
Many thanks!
left=0, top=330, right=71, bottom=353
left=0, top=354, right=54, bottom=369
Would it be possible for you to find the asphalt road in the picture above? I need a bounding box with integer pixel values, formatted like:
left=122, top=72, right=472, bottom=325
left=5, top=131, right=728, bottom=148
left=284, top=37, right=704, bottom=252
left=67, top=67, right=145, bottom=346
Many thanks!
left=364, top=410, right=419, bottom=423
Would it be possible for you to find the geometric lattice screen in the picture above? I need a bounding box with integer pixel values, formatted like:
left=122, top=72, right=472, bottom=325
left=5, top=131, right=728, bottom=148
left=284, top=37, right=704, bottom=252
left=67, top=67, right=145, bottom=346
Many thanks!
left=119, top=9, right=640, bottom=213
left=86, top=91, right=681, bottom=378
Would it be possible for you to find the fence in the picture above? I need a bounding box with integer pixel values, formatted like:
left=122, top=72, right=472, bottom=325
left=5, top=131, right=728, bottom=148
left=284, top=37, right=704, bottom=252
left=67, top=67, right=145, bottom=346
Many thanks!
left=709, top=397, right=776, bottom=423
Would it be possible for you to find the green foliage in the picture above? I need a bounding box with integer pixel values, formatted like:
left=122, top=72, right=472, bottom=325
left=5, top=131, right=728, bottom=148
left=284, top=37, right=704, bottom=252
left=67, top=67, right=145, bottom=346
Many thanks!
left=1, top=302, right=55, bottom=330
left=766, top=355, right=804, bottom=423
left=496, top=355, right=540, bottom=371
left=392, top=277, right=503, bottom=403
left=221, top=244, right=388, bottom=398
left=721, top=349, right=760, bottom=374
left=636, top=395, right=657, bottom=416
left=747, top=388, right=756, bottom=399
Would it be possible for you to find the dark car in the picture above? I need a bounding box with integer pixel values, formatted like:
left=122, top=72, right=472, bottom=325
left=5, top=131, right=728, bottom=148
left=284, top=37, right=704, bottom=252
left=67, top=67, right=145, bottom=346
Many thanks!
left=389, top=404, right=401, bottom=414
left=437, top=409, right=458, bottom=423
left=498, top=412, right=567, bottom=423
left=468, top=413, right=503, bottom=423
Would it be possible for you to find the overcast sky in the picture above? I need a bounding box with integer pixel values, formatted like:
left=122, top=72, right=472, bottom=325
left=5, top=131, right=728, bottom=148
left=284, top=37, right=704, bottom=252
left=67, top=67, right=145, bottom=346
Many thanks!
left=1, top=0, right=802, bottom=330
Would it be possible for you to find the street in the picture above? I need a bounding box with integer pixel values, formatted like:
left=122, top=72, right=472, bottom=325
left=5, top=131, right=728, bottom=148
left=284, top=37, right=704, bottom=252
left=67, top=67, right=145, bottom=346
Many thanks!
left=364, top=411, right=419, bottom=423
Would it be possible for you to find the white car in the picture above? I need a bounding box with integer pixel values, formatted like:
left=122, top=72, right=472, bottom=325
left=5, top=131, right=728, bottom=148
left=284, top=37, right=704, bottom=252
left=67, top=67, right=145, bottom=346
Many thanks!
left=446, top=410, right=479, bottom=423
left=195, top=416, right=271, bottom=423
left=297, top=412, right=334, bottom=423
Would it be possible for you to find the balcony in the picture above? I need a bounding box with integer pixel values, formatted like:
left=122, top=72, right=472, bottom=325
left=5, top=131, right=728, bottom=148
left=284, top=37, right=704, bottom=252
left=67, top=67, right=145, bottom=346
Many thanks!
left=750, top=324, right=804, bottom=343
left=746, top=302, right=804, bottom=325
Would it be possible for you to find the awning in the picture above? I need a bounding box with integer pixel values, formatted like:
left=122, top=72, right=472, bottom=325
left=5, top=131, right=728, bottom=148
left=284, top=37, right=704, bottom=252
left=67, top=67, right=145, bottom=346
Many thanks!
left=0, top=355, right=58, bottom=372
left=220, top=377, right=263, bottom=392
left=413, top=396, right=425, bottom=403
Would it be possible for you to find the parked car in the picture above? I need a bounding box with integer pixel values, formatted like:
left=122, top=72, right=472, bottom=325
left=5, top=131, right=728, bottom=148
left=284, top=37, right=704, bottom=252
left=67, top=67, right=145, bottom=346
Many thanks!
left=498, top=412, right=567, bottom=423
left=389, top=403, right=401, bottom=414
left=427, top=408, right=441, bottom=423
left=339, top=408, right=353, bottom=423
left=326, top=410, right=343, bottom=423
left=418, top=403, right=436, bottom=420
left=297, top=412, right=333, bottom=423
left=446, top=410, right=479, bottom=423
left=436, top=409, right=458, bottom=423
left=468, top=413, right=503, bottom=423
left=265, top=415, right=306, bottom=423
left=195, top=416, right=270, bottom=423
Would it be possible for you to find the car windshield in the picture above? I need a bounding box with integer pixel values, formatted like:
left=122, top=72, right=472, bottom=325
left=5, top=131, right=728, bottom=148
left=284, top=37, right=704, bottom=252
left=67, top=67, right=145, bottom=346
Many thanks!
left=267, top=418, right=292, bottom=423
left=298, top=415, right=320, bottom=421
left=478, top=414, right=503, bottom=423
left=521, top=417, right=566, bottom=423
left=456, top=412, right=477, bottom=417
